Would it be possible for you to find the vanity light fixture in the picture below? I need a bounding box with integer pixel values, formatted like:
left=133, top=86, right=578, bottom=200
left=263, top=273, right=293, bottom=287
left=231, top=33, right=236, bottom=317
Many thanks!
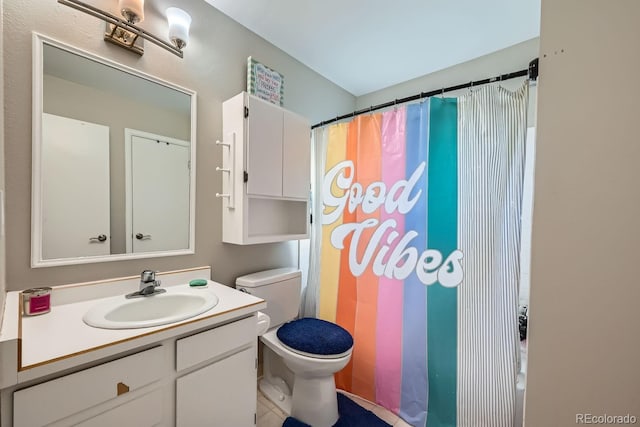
left=57, top=0, right=191, bottom=58
left=166, top=7, right=192, bottom=50
left=118, top=0, right=144, bottom=24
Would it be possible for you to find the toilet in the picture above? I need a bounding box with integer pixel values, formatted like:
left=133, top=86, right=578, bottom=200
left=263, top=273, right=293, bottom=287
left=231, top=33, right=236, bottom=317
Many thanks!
left=236, top=268, right=353, bottom=427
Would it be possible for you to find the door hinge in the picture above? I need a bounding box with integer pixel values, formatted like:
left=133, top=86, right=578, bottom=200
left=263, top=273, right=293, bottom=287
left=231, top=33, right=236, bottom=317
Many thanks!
left=187, top=160, right=191, bottom=170
left=244, top=171, right=249, bottom=183
left=310, top=213, right=313, bottom=224
left=254, top=413, right=257, bottom=425
left=244, top=106, right=249, bottom=118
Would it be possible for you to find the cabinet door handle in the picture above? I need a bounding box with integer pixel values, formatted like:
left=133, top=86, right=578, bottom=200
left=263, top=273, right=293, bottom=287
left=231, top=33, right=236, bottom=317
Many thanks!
left=135, top=233, right=152, bottom=240
left=89, top=234, right=107, bottom=243
left=117, top=382, right=129, bottom=396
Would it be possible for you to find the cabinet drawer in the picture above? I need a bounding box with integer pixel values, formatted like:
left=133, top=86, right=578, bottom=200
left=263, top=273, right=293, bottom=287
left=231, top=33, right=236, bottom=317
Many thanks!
left=75, top=388, right=163, bottom=427
left=13, top=346, right=164, bottom=427
left=176, top=316, right=255, bottom=371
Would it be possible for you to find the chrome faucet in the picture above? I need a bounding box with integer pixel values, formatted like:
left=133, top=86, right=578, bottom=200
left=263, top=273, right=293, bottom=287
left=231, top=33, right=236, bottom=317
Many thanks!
left=126, top=270, right=166, bottom=298
left=140, top=270, right=161, bottom=294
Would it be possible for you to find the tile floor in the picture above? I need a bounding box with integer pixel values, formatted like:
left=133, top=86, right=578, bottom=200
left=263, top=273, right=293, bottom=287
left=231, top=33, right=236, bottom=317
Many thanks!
left=257, top=389, right=413, bottom=427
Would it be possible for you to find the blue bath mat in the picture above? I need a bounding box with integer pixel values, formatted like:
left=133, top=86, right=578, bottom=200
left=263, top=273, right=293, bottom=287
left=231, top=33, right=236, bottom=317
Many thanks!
left=282, top=393, right=392, bottom=427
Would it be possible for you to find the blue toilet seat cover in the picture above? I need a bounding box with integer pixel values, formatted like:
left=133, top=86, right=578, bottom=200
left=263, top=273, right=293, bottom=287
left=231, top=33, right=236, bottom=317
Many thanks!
left=277, top=318, right=354, bottom=356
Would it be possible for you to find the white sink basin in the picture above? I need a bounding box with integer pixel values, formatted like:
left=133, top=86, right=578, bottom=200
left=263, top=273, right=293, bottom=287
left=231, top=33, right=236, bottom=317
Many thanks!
left=83, top=288, right=219, bottom=329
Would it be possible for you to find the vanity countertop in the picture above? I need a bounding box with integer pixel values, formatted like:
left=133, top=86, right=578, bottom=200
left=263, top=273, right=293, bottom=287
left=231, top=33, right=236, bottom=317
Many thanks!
left=0, top=267, right=266, bottom=386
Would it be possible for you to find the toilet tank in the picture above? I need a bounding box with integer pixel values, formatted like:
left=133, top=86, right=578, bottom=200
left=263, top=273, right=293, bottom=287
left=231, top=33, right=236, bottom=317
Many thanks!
left=235, top=268, right=301, bottom=329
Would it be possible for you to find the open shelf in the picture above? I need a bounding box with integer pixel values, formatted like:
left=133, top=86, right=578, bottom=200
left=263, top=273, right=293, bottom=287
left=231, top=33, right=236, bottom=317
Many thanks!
left=246, top=198, right=308, bottom=243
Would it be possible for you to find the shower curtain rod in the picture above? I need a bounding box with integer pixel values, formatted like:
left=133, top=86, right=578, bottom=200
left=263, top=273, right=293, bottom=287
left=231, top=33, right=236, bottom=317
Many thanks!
left=311, top=57, right=539, bottom=129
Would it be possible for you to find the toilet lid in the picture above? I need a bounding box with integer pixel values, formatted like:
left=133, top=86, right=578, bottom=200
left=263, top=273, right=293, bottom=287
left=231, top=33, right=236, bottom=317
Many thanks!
left=277, top=318, right=353, bottom=357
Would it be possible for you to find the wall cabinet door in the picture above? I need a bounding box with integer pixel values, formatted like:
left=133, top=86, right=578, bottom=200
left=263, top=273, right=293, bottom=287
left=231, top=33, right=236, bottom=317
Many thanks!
left=246, top=95, right=283, bottom=197
left=245, top=95, right=309, bottom=200
left=282, top=110, right=311, bottom=199
left=176, top=347, right=257, bottom=426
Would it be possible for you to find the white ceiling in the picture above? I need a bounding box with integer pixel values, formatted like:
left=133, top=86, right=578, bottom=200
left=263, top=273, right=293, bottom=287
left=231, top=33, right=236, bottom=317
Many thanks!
left=204, top=0, right=540, bottom=96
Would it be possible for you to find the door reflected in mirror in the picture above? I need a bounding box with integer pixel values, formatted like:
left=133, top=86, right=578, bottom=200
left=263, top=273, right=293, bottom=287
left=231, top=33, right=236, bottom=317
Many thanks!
left=32, top=33, right=196, bottom=267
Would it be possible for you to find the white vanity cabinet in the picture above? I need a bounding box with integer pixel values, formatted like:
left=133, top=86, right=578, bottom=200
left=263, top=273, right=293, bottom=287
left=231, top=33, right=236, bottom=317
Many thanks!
left=6, top=316, right=258, bottom=427
left=0, top=269, right=265, bottom=427
left=220, top=92, right=310, bottom=244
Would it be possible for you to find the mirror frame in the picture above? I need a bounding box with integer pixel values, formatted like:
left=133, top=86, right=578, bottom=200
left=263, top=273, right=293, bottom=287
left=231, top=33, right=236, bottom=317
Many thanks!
left=31, top=32, right=198, bottom=267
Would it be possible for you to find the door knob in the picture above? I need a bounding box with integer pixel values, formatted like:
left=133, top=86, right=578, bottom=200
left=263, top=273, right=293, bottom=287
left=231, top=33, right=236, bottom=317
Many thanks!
left=89, top=234, right=107, bottom=243
left=135, top=233, right=152, bottom=240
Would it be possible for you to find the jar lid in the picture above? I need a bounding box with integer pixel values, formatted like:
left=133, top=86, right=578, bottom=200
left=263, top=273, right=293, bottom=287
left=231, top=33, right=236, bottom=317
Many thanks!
left=22, top=287, right=52, bottom=296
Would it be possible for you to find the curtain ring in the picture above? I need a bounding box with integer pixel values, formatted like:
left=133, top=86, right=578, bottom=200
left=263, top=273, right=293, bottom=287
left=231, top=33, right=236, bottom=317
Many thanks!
left=441, top=88, right=445, bottom=99
left=469, top=81, right=473, bottom=93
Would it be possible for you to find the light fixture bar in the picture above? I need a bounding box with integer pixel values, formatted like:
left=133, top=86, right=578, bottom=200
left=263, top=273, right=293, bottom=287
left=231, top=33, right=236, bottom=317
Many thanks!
left=58, top=0, right=183, bottom=58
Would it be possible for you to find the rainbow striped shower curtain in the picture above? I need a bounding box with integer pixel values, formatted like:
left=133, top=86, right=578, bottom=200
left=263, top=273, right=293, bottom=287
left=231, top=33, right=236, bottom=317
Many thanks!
left=315, top=84, right=529, bottom=427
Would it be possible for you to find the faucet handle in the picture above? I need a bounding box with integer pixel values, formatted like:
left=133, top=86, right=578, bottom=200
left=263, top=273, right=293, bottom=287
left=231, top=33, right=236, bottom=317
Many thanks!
left=141, top=270, right=156, bottom=282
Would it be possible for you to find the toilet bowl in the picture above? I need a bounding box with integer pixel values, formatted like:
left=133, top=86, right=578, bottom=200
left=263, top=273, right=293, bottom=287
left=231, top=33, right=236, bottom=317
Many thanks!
left=263, top=321, right=352, bottom=427
left=236, top=268, right=353, bottom=427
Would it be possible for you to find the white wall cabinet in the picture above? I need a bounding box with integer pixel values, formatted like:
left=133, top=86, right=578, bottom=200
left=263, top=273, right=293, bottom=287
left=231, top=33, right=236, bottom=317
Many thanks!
left=220, top=92, right=310, bottom=244
left=8, top=316, right=258, bottom=427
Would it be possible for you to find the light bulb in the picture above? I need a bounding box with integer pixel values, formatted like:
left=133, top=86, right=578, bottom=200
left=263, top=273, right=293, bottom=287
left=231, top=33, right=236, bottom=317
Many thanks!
left=119, top=0, right=144, bottom=23
left=166, top=7, right=192, bottom=50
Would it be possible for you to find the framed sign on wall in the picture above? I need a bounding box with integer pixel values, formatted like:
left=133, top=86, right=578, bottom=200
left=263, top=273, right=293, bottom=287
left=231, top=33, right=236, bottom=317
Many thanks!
left=247, top=56, right=284, bottom=106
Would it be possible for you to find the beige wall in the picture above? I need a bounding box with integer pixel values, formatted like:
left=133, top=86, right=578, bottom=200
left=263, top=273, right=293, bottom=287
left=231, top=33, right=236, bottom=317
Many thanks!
left=3, top=0, right=355, bottom=290
left=356, top=38, right=539, bottom=126
left=44, top=75, right=190, bottom=254
left=525, top=1, right=640, bottom=424
left=0, top=0, right=5, bottom=322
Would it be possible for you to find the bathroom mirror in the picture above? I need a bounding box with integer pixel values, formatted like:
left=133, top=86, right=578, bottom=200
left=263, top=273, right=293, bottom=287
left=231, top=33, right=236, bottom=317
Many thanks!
left=31, top=33, right=197, bottom=267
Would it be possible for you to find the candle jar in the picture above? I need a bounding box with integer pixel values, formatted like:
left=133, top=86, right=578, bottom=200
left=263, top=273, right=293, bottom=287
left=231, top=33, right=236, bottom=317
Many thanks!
left=21, top=287, right=52, bottom=316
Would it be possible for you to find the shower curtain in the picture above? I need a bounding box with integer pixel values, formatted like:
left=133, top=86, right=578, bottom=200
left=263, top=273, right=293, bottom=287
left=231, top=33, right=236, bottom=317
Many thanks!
left=307, top=83, right=529, bottom=427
